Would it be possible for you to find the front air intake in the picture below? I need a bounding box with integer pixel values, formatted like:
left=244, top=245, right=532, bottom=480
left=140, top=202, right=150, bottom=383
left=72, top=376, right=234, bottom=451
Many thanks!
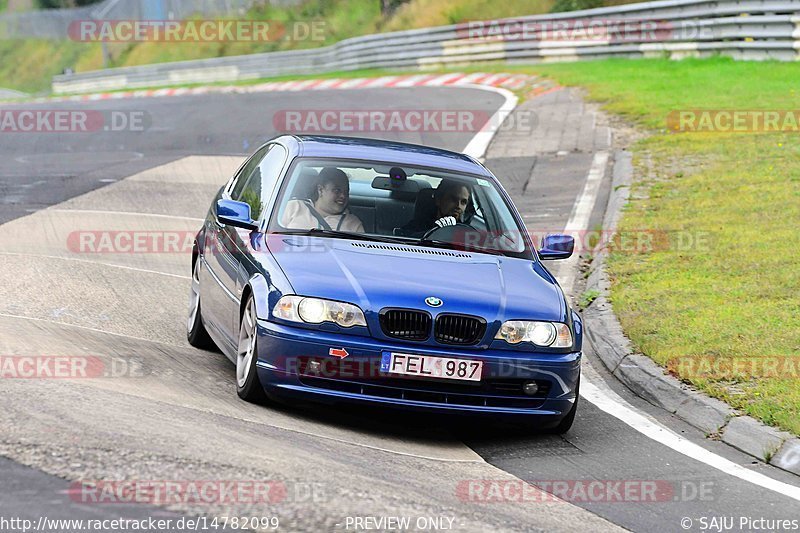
left=434, top=314, right=486, bottom=345
left=379, top=308, right=431, bottom=341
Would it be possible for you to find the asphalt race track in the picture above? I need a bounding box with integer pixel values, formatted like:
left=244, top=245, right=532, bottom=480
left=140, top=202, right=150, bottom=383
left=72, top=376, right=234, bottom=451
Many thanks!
left=1, top=86, right=799, bottom=532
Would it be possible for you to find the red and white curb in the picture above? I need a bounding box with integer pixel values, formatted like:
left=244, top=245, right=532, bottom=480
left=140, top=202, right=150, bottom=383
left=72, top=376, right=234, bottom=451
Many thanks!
left=15, top=73, right=533, bottom=104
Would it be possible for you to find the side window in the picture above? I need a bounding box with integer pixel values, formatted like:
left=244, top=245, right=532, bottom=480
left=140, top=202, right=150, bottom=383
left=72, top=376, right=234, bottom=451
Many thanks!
left=230, top=146, right=269, bottom=200
left=469, top=191, right=487, bottom=231
left=237, top=144, right=287, bottom=221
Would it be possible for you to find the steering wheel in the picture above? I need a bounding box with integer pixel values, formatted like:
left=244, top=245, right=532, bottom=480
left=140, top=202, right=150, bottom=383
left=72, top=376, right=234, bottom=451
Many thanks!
left=420, top=222, right=476, bottom=242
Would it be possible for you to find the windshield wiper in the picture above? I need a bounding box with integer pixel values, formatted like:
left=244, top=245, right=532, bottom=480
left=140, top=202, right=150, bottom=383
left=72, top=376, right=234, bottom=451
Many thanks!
left=415, top=238, right=504, bottom=256
left=272, top=229, right=408, bottom=244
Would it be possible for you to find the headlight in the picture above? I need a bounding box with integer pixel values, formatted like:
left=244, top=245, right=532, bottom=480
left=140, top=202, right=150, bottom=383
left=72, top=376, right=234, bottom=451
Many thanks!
left=273, top=296, right=367, bottom=328
left=298, top=298, right=326, bottom=323
left=495, top=321, right=573, bottom=347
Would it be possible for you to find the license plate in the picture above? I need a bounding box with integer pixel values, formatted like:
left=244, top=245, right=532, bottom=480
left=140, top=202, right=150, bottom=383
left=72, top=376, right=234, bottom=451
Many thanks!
left=380, top=352, right=482, bottom=382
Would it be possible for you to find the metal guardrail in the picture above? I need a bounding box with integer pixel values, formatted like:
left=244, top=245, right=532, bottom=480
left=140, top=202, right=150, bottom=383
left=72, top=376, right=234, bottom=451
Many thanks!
left=51, top=0, right=800, bottom=94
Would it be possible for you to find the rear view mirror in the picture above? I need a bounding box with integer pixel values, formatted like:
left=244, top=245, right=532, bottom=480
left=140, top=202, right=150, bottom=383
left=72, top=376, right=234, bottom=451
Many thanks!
left=216, top=199, right=259, bottom=231
left=538, top=234, right=574, bottom=260
left=371, top=176, right=422, bottom=194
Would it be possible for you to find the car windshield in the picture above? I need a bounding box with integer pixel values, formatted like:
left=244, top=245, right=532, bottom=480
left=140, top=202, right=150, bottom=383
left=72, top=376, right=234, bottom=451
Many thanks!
left=267, top=158, right=532, bottom=259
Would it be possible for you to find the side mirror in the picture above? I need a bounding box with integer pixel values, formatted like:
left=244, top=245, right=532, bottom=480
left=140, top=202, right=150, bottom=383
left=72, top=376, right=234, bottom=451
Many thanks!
left=538, top=234, right=574, bottom=260
left=216, top=199, right=259, bottom=231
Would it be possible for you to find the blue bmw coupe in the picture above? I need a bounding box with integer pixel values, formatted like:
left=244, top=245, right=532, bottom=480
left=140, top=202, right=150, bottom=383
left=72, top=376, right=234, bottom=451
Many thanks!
left=188, top=135, right=581, bottom=432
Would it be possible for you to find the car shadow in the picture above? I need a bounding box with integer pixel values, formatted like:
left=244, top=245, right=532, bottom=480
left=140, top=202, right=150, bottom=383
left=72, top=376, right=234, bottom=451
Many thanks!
left=257, top=394, right=563, bottom=445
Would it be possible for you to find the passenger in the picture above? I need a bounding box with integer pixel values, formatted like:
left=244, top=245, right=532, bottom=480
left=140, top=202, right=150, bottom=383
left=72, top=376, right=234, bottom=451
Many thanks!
left=281, top=167, right=364, bottom=232
left=401, top=179, right=470, bottom=236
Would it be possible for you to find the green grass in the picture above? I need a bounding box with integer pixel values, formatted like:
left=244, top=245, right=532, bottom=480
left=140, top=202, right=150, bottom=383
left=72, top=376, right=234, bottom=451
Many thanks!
left=529, top=57, right=800, bottom=435
left=0, top=39, right=90, bottom=93
left=530, top=58, right=800, bottom=130
left=578, top=289, right=600, bottom=310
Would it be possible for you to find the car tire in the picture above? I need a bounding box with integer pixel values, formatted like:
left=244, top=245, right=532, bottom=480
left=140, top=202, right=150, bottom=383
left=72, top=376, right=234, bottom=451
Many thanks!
left=547, top=376, right=580, bottom=434
left=187, top=257, right=214, bottom=349
left=236, top=294, right=267, bottom=403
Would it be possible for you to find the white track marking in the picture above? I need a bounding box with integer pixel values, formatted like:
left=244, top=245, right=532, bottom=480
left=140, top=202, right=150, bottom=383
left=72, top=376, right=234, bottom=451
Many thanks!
left=425, top=73, right=465, bottom=86
left=312, top=79, right=344, bottom=90
left=551, top=145, right=800, bottom=499
left=391, top=74, right=433, bottom=88
left=582, top=379, right=800, bottom=501
left=0, top=252, right=189, bottom=280
left=565, top=151, right=608, bottom=234
left=453, top=73, right=488, bottom=85
left=460, top=84, right=518, bottom=161
left=358, top=76, right=401, bottom=88
left=554, top=151, right=609, bottom=291
left=477, top=74, right=503, bottom=86
left=335, top=78, right=368, bottom=89
left=285, top=79, right=319, bottom=91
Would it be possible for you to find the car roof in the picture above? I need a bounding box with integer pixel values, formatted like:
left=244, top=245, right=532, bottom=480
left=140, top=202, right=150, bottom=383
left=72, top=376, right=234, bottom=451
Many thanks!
left=274, top=135, right=492, bottom=177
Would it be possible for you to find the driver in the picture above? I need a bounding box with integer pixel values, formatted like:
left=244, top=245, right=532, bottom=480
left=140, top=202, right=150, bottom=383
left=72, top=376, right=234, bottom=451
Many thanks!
left=281, top=167, right=364, bottom=232
left=401, top=179, right=470, bottom=236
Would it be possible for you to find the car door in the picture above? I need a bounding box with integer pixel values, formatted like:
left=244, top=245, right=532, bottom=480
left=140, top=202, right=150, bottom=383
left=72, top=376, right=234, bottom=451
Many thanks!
left=200, top=145, right=269, bottom=347
left=230, top=144, right=288, bottom=330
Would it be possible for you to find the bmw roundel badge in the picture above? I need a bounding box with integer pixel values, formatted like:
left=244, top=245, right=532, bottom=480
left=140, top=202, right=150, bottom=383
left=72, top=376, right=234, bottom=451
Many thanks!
left=425, top=296, right=443, bottom=308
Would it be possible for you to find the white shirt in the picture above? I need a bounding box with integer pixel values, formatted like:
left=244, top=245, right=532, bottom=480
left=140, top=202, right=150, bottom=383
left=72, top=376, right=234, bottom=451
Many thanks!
left=281, top=199, right=365, bottom=233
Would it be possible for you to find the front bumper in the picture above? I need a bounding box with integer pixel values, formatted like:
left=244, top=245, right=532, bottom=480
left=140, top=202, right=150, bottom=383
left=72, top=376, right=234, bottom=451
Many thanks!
left=254, top=319, right=581, bottom=421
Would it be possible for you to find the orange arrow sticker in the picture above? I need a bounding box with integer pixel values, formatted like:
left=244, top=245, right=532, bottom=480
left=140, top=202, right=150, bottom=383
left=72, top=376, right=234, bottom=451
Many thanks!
left=329, top=348, right=349, bottom=359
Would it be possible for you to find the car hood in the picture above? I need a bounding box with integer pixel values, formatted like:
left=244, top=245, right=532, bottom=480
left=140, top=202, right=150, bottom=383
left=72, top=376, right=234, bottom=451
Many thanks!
left=265, top=235, right=566, bottom=326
